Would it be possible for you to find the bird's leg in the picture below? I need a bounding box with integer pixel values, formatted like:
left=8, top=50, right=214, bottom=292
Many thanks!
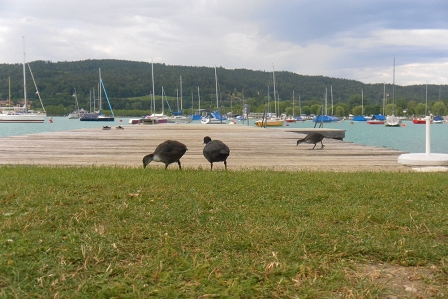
left=312, top=144, right=316, bottom=150
left=320, top=142, right=325, bottom=149
left=224, top=161, right=227, bottom=170
left=210, top=163, right=213, bottom=170
left=178, top=161, right=182, bottom=170
left=164, top=164, right=168, bottom=170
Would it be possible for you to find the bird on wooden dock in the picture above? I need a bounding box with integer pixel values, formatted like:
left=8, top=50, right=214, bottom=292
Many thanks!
left=143, top=140, right=188, bottom=169
left=296, top=132, right=325, bottom=150
left=203, top=136, right=230, bottom=170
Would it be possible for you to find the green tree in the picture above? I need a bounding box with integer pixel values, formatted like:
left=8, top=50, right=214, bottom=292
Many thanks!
left=302, top=106, right=311, bottom=116
left=352, top=105, right=363, bottom=116
left=335, top=106, right=345, bottom=118
left=310, top=104, right=322, bottom=115
left=415, top=103, right=426, bottom=116
left=432, top=101, right=447, bottom=116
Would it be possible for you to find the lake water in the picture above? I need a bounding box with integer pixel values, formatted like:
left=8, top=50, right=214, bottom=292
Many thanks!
left=1, top=117, right=447, bottom=154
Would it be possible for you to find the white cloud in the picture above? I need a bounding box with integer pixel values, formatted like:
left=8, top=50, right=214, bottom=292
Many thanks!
left=1, top=0, right=448, bottom=85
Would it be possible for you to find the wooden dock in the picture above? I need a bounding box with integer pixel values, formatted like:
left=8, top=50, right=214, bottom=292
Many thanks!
left=0, top=123, right=410, bottom=171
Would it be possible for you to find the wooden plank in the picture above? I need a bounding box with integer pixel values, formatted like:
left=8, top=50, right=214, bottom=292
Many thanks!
left=0, top=124, right=409, bottom=171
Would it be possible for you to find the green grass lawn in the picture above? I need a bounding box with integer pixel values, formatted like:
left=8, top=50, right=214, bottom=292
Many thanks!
left=1, top=166, right=447, bottom=298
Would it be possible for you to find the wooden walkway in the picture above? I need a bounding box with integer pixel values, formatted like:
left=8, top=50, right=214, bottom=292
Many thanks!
left=0, top=123, right=410, bottom=171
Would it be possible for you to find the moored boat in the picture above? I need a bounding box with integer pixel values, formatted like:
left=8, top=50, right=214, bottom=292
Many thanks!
left=254, top=117, right=284, bottom=127
left=0, top=38, right=46, bottom=123
left=201, top=110, right=227, bottom=124
left=433, top=115, right=444, bottom=124
left=412, top=117, right=432, bottom=124
left=285, top=116, right=296, bottom=123
left=367, top=114, right=386, bottom=124
left=80, top=69, right=114, bottom=122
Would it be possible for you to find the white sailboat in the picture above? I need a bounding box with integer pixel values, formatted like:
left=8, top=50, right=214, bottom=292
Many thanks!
left=166, top=86, right=191, bottom=123
left=255, top=65, right=284, bottom=127
left=68, top=88, right=86, bottom=119
left=143, top=60, right=168, bottom=123
left=201, top=67, right=227, bottom=124
left=385, top=57, right=402, bottom=127
left=0, top=37, right=46, bottom=123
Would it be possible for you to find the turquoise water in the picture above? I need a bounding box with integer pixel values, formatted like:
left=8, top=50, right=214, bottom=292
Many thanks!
left=1, top=117, right=447, bottom=154
left=283, top=120, right=448, bottom=154
left=0, top=117, right=131, bottom=138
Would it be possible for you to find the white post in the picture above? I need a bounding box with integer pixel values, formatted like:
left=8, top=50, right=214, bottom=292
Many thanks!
left=426, top=115, right=431, bottom=155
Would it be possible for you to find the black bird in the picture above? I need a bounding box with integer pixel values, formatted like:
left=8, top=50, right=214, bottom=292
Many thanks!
left=296, top=132, right=325, bottom=150
left=143, top=140, right=188, bottom=169
left=203, top=136, right=230, bottom=170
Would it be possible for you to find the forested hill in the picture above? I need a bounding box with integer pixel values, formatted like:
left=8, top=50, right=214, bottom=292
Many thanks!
left=0, top=59, right=447, bottom=116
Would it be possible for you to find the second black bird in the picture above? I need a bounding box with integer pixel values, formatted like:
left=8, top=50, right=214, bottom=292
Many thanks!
left=203, top=136, right=230, bottom=170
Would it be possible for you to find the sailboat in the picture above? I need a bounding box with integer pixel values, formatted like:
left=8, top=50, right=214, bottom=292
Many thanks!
left=167, top=86, right=191, bottom=123
left=285, top=91, right=297, bottom=123
left=367, top=83, right=386, bottom=124
left=434, top=85, right=444, bottom=124
left=412, top=84, right=432, bottom=124
left=353, top=89, right=367, bottom=121
left=142, top=61, right=168, bottom=124
left=255, top=65, right=284, bottom=127
left=312, top=87, right=340, bottom=123
left=201, top=67, right=227, bottom=124
left=0, top=37, right=46, bottom=123
left=190, top=86, right=203, bottom=120
left=170, top=76, right=183, bottom=116
left=385, top=57, right=402, bottom=127
left=68, top=88, right=86, bottom=119
left=80, top=69, right=114, bottom=121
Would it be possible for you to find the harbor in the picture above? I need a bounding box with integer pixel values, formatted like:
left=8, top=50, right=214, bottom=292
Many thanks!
left=0, top=123, right=411, bottom=171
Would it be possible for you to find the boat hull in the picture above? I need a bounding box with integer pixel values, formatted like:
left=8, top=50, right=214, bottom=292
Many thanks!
left=412, top=118, right=432, bottom=124
left=80, top=113, right=114, bottom=121
left=385, top=115, right=402, bottom=127
left=167, top=116, right=192, bottom=123
left=254, top=119, right=284, bottom=127
left=367, top=120, right=385, bottom=125
left=0, top=113, right=46, bottom=123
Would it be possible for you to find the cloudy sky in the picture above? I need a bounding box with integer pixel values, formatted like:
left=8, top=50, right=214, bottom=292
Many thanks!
left=1, top=0, right=447, bottom=85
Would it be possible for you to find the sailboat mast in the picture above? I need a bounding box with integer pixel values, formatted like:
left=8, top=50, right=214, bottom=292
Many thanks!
left=197, top=86, right=201, bottom=111
left=331, top=85, right=333, bottom=115
left=8, top=77, right=11, bottom=107
left=392, top=56, right=395, bottom=114
left=162, top=86, right=165, bottom=115
left=191, top=90, right=194, bottom=114
left=180, top=76, right=183, bottom=111
left=214, top=67, right=219, bottom=109
left=292, top=90, right=295, bottom=116
left=99, top=69, right=102, bottom=113
left=267, top=85, right=270, bottom=114
left=362, top=89, right=364, bottom=115
left=89, top=90, right=92, bottom=113
left=22, top=36, right=27, bottom=111
left=325, top=88, right=328, bottom=115
left=272, top=65, right=277, bottom=116
left=176, top=89, right=179, bottom=112
left=151, top=60, right=155, bottom=114
left=383, top=83, right=385, bottom=115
